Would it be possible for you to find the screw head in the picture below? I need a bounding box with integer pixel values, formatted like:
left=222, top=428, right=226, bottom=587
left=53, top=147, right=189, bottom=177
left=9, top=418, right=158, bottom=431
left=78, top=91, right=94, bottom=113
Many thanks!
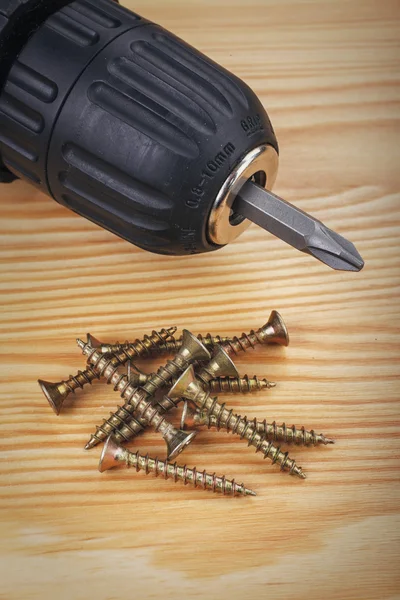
left=38, top=379, right=67, bottom=415
left=209, top=346, right=239, bottom=378
left=166, top=429, right=197, bottom=460
left=86, top=333, right=102, bottom=349
left=260, top=311, right=289, bottom=346
left=98, top=435, right=122, bottom=472
left=169, top=365, right=200, bottom=401
left=180, top=329, right=211, bottom=362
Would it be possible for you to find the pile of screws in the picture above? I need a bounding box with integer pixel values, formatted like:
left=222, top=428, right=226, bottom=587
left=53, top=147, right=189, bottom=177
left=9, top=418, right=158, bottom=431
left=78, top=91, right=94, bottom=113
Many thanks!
left=39, top=312, right=334, bottom=496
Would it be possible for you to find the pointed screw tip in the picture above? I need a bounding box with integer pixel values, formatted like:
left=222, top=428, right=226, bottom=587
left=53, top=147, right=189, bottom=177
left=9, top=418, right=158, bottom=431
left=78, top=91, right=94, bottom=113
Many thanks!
left=84, top=439, right=97, bottom=451
left=246, top=489, right=257, bottom=497
left=76, top=338, right=85, bottom=349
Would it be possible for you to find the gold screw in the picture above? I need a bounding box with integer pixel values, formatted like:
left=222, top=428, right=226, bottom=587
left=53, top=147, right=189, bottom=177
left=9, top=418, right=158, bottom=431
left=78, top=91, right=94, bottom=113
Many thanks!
left=127, top=360, right=276, bottom=394
left=99, top=436, right=256, bottom=497
left=92, top=333, right=233, bottom=355
left=38, top=328, right=177, bottom=415
left=90, top=310, right=289, bottom=356
left=208, top=376, right=276, bottom=393
left=181, top=402, right=334, bottom=446
left=38, top=365, right=101, bottom=416
left=169, top=366, right=306, bottom=479
left=81, top=330, right=211, bottom=458
left=222, top=310, right=289, bottom=355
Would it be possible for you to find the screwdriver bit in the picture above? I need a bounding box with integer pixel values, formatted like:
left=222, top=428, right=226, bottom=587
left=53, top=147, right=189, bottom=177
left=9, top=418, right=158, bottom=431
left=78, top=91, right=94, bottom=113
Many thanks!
left=234, top=181, right=364, bottom=272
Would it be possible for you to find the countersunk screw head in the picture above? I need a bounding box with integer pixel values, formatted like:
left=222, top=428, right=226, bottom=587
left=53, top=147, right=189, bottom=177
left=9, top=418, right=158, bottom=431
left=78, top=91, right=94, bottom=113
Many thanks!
left=166, top=429, right=198, bottom=460
left=260, top=310, right=289, bottom=346
left=38, top=380, right=67, bottom=415
left=180, top=329, right=211, bottom=362
left=86, top=333, right=102, bottom=349
left=180, top=401, right=198, bottom=430
left=169, top=364, right=199, bottom=401
left=206, top=346, right=240, bottom=379
left=99, top=434, right=122, bottom=472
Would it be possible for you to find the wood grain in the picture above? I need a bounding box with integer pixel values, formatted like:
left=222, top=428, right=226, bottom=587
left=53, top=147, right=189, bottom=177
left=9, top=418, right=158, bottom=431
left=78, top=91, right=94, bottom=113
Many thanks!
left=1, top=0, right=400, bottom=598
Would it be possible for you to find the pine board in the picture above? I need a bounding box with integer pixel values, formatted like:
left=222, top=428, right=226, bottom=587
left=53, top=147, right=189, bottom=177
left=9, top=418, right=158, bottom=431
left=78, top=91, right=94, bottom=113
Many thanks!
left=0, top=1, right=399, bottom=599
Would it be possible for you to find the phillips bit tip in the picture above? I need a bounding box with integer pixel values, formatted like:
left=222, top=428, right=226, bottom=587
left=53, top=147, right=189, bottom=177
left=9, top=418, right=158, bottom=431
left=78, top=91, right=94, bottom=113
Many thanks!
left=234, top=181, right=364, bottom=272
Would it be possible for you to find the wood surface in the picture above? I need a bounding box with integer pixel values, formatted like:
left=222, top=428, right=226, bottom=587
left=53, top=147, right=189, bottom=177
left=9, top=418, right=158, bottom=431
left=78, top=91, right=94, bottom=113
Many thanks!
left=1, top=0, right=400, bottom=598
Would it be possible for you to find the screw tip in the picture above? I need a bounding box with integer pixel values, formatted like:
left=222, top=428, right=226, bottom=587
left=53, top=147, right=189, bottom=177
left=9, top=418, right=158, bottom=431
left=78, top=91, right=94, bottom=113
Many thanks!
left=76, top=338, right=85, bottom=350
left=300, top=472, right=307, bottom=479
left=246, top=488, right=257, bottom=496
left=84, top=437, right=98, bottom=451
left=325, top=437, right=335, bottom=445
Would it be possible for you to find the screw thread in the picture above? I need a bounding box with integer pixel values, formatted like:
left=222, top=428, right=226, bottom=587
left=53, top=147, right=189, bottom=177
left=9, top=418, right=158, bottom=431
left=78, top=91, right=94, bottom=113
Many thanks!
left=222, top=330, right=260, bottom=356
left=84, top=351, right=197, bottom=449
left=254, top=420, right=333, bottom=445
left=201, top=414, right=333, bottom=446
left=64, top=366, right=100, bottom=394
left=208, top=376, right=276, bottom=393
left=60, top=328, right=172, bottom=397
left=100, top=328, right=177, bottom=364
left=141, top=355, right=189, bottom=396
left=52, top=366, right=98, bottom=397
left=100, top=333, right=231, bottom=354
left=114, top=396, right=180, bottom=444
left=194, top=390, right=306, bottom=478
left=128, top=371, right=275, bottom=395
left=118, top=448, right=254, bottom=496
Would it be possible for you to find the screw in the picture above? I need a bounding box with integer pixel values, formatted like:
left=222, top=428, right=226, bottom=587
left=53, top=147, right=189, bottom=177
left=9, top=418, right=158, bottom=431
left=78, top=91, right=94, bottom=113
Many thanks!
left=38, top=328, right=177, bottom=415
left=208, top=376, right=276, bottom=393
left=99, top=435, right=256, bottom=497
left=82, top=330, right=211, bottom=458
left=90, top=310, right=289, bottom=356
left=222, top=310, right=289, bottom=355
left=92, top=333, right=233, bottom=355
left=169, top=366, right=306, bottom=479
left=180, top=402, right=334, bottom=445
left=126, top=360, right=276, bottom=393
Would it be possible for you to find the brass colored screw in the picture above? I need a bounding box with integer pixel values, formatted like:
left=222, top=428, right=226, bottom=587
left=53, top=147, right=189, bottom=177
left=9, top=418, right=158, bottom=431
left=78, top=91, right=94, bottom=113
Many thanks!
left=126, top=360, right=276, bottom=394
left=100, top=436, right=256, bottom=497
left=92, top=310, right=289, bottom=356
left=92, top=333, right=233, bottom=355
left=208, top=376, right=276, bottom=393
left=180, top=402, right=334, bottom=446
left=222, top=310, right=289, bottom=355
left=38, top=365, right=101, bottom=416
left=169, top=366, right=306, bottom=479
left=38, top=328, right=176, bottom=415
left=82, top=330, right=211, bottom=457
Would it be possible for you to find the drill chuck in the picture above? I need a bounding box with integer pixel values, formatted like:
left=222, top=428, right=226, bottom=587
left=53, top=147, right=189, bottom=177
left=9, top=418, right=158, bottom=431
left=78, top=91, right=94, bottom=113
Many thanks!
left=0, top=0, right=278, bottom=256
left=0, top=0, right=364, bottom=270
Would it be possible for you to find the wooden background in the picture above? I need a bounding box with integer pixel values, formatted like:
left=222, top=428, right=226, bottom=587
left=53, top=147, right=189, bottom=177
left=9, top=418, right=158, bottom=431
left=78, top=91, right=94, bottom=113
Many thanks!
left=1, top=0, right=399, bottom=598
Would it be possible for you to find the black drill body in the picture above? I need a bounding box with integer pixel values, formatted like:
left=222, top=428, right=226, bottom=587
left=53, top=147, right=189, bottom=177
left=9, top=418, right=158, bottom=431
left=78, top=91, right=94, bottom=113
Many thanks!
left=0, top=0, right=278, bottom=255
